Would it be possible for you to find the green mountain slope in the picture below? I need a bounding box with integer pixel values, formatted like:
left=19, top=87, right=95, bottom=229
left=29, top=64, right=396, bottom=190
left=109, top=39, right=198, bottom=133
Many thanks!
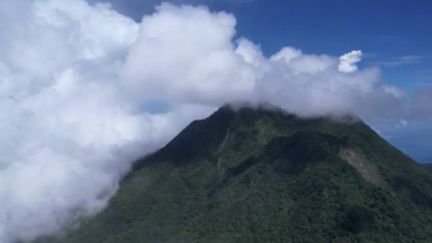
left=41, top=105, right=432, bottom=243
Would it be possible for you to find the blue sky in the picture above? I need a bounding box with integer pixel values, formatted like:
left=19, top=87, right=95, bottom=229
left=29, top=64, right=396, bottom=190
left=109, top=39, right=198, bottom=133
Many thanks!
left=99, top=0, right=432, bottom=162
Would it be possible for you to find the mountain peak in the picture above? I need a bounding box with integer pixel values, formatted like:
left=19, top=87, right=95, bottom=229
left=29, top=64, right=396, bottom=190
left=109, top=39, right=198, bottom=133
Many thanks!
left=136, top=104, right=366, bottom=174
left=136, top=104, right=306, bottom=166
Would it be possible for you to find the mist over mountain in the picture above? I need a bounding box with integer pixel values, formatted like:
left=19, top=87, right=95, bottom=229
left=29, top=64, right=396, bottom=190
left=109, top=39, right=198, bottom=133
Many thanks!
left=39, top=105, right=432, bottom=243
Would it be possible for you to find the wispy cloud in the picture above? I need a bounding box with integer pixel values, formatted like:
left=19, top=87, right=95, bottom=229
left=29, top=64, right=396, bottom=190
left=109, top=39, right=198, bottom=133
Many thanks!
left=416, top=81, right=432, bottom=87
left=370, top=55, right=424, bottom=67
left=371, top=55, right=426, bottom=67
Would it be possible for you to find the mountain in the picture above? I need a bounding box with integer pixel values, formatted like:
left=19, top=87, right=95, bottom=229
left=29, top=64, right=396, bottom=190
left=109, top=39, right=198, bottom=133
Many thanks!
left=40, top=105, right=432, bottom=243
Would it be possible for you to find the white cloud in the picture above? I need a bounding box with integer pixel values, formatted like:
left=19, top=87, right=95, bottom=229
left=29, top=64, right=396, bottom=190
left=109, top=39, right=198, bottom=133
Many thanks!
left=121, top=3, right=257, bottom=104
left=0, top=1, right=406, bottom=242
left=338, top=50, right=363, bottom=73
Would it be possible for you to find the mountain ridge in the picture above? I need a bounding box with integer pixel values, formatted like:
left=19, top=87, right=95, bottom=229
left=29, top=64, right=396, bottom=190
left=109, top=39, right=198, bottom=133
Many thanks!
left=39, top=104, right=432, bottom=243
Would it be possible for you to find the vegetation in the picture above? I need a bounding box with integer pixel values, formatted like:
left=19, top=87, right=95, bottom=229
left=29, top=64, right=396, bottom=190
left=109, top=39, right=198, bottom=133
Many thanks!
left=39, top=105, right=432, bottom=243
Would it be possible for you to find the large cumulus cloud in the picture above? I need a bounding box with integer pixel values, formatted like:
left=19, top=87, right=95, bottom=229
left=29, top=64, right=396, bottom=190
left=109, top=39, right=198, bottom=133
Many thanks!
left=0, top=1, right=406, bottom=242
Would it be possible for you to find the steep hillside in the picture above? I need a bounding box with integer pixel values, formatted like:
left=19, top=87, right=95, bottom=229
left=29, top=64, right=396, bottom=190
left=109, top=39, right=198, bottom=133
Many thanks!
left=40, top=105, right=432, bottom=243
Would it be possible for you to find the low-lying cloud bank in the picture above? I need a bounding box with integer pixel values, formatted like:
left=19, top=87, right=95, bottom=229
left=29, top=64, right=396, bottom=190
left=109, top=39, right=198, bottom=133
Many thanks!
left=0, top=0, right=423, bottom=242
